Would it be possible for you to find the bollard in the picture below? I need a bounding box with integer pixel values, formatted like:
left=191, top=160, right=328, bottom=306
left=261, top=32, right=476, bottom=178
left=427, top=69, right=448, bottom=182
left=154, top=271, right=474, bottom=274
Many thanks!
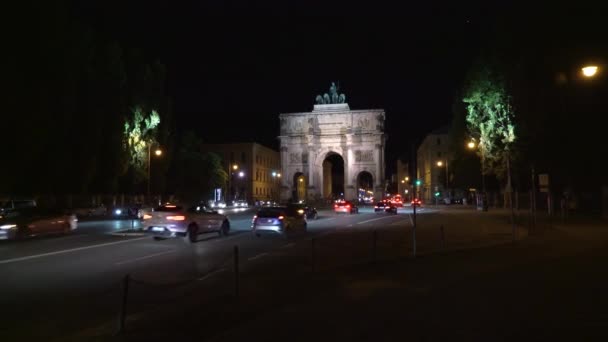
left=117, top=274, right=130, bottom=335
left=311, top=238, right=316, bottom=273
left=234, top=245, right=239, bottom=299
left=440, top=225, right=445, bottom=251
left=372, top=230, right=377, bottom=264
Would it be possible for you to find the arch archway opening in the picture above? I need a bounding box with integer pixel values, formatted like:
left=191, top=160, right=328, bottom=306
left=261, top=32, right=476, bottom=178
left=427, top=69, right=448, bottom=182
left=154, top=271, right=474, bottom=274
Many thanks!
left=357, top=171, right=374, bottom=204
left=322, top=153, right=344, bottom=200
left=292, top=172, right=306, bottom=202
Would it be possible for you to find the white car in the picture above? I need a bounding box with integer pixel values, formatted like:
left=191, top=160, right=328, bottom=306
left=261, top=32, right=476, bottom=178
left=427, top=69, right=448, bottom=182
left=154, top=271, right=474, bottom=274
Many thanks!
left=143, top=204, right=230, bottom=243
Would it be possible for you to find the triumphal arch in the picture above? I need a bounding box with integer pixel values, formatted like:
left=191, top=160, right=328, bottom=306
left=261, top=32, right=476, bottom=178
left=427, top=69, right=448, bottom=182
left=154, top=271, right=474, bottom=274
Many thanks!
left=279, top=83, right=386, bottom=203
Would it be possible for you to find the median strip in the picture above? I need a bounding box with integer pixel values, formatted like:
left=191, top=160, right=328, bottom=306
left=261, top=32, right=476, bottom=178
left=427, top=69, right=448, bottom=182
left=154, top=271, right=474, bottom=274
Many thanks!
left=0, top=236, right=149, bottom=265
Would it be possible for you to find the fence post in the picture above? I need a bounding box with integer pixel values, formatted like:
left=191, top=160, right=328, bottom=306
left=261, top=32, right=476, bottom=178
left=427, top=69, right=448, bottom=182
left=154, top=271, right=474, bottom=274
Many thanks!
left=311, top=238, right=316, bottom=273
left=440, top=225, right=445, bottom=251
left=372, top=230, right=377, bottom=264
left=117, top=274, right=130, bottom=335
left=233, top=245, right=239, bottom=299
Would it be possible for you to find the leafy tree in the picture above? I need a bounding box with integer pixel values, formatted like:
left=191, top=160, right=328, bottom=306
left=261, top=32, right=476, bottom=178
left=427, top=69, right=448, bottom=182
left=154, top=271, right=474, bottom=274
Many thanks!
left=463, top=65, right=516, bottom=181
left=170, top=131, right=227, bottom=203
left=123, top=107, right=161, bottom=184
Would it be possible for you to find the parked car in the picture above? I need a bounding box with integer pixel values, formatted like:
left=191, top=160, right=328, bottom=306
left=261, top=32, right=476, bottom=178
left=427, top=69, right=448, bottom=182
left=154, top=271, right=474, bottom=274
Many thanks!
left=143, top=204, right=230, bottom=243
left=252, top=206, right=307, bottom=237
left=0, top=207, right=77, bottom=240
left=233, top=200, right=249, bottom=208
left=334, top=200, right=359, bottom=214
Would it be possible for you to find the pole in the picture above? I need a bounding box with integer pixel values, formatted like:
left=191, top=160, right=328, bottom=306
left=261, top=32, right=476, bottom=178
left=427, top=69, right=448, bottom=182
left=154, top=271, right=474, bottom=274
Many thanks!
left=233, top=245, right=239, bottom=299
left=147, top=144, right=151, bottom=199
left=411, top=143, right=417, bottom=257
left=117, top=274, right=130, bottom=334
left=311, top=238, right=316, bottom=273
left=531, top=165, right=537, bottom=227
left=507, top=153, right=516, bottom=241
left=372, top=230, right=377, bottom=264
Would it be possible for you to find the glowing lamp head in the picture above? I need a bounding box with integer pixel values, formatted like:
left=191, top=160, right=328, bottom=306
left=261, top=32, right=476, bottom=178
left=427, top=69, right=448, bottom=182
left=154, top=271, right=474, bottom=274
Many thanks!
left=437, top=161, right=443, bottom=167
left=154, top=149, right=162, bottom=156
left=232, top=164, right=238, bottom=170
left=299, top=178, right=304, bottom=182
left=238, top=171, right=244, bottom=178
left=582, top=65, right=598, bottom=77
left=467, top=141, right=476, bottom=149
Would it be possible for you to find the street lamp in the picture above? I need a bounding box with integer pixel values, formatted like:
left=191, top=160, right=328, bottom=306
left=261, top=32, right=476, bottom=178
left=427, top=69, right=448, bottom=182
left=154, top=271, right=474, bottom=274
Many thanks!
left=147, top=143, right=162, bottom=199
left=467, top=140, right=487, bottom=210
left=436, top=160, right=449, bottom=194
left=582, top=65, right=599, bottom=77
left=238, top=171, right=244, bottom=178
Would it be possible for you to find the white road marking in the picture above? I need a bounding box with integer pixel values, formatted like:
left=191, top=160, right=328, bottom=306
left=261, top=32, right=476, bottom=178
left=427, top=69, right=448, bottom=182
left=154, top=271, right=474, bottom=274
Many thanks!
left=198, top=267, right=227, bottom=281
left=115, top=249, right=175, bottom=265
left=247, top=252, right=269, bottom=261
left=356, top=216, right=396, bottom=225
left=281, top=243, right=295, bottom=249
left=0, top=236, right=149, bottom=265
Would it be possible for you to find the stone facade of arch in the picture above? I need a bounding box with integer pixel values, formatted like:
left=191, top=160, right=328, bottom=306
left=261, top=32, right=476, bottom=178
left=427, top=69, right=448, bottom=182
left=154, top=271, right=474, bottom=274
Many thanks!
left=278, top=103, right=386, bottom=202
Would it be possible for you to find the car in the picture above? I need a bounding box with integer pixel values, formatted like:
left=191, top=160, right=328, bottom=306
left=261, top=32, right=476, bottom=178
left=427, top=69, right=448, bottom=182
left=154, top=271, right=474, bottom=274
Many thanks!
left=384, top=203, right=398, bottom=214
left=0, top=199, right=37, bottom=216
left=233, top=200, right=249, bottom=208
left=374, top=202, right=388, bottom=212
left=252, top=206, right=307, bottom=237
left=0, top=207, right=77, bottom=240
left=143, top=204, right=230, bottom=243
left=334, top=200, right=359, bottom=214
left=210, top=201, right=226, bottom=209
left=410, top=198, right=422, bottom=207
left=288, top=203, right=318, bottom=220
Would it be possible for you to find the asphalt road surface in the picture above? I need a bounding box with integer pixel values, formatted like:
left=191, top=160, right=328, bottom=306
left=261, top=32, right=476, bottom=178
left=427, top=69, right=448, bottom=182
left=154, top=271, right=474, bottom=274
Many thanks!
left=0, top=205, right=440, bottom=340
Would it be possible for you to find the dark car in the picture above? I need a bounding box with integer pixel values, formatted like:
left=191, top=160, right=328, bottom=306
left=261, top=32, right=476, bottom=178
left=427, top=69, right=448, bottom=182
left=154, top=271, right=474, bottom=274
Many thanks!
left=334, top=200, right=359, bottom=214
left=385, top=203, right=398, bottom=214
left=0, top=207, right=77, bottom=240
left=288, top=203, right=318, bottom=220
left=374, top=202, right=387, bottom=212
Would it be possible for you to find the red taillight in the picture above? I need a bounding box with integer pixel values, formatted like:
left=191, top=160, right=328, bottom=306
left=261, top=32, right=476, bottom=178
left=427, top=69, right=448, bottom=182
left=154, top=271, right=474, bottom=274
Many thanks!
left=167, top=215, right=186, bottom=221
left=346, top=205, right=351, bottom=208
left=374, top=206, right=378, bottom=208
left=334, top=204, right=338, bottom=208
left=278, top=216, right=284, bottom=220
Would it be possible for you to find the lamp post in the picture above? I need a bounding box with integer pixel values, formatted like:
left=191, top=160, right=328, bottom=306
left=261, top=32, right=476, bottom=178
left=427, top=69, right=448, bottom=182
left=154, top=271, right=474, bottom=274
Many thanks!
left=147, top=143, right=162, bottom=200
left=436, top=160, right=448, bottom=190
left=468, top=140, right=486, bottom=210
left=226, top=164, right=238, bottom=203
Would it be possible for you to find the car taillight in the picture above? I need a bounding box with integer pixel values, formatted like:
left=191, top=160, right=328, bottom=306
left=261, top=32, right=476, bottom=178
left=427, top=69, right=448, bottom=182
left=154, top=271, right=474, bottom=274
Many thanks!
left=374, top=206, right=378, bottom=208
left=143, top=214, right=152, bottom=220
left=346, top=205, right=350, bottom=208
left=167, top=215, right=186, bottom=221
left=278, top=216, right=284, bottom=220
left=334, top=204, right=338, bottom=208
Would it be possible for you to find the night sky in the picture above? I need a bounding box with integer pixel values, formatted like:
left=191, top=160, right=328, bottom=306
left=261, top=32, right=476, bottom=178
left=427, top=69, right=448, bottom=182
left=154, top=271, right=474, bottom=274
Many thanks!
left=70, top=1, right=607, bottom=174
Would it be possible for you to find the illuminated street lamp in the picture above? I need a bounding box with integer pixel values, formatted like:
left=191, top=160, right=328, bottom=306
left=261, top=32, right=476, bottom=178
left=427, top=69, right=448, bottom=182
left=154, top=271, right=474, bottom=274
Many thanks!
left=147, top=143, right=162, bottom=198
left=232, top=164, right=239, bottom=170
left=277, top=173, right=281, bottom=178
left=436, top=160, right=448, bottom=191
left=299, top=177, right=304, bottom=183
left=467, top=141, right=476, bottom=149
left=405, top=176, right=409, bottom=181
left=467, top=140, right=487, bottom=210
left=582, top=65, right=598, bottom=77
left=238, top=171, right=245, bottom=178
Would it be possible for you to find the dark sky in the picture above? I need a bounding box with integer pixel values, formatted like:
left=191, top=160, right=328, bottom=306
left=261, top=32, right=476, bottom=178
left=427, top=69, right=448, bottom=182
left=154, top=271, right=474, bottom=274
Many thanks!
left=77, top=1, right=520, bottom=169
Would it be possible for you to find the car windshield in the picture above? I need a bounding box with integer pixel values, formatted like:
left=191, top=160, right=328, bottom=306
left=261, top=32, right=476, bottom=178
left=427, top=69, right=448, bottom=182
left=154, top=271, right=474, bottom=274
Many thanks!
left=257, top=208, right=286, bottom=218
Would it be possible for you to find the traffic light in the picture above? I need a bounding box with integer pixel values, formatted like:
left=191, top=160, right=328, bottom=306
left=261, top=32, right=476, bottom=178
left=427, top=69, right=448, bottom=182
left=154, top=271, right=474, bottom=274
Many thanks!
left=434, top=192, right=440, bottom=197
left=415, top=179, right=422, bottom=186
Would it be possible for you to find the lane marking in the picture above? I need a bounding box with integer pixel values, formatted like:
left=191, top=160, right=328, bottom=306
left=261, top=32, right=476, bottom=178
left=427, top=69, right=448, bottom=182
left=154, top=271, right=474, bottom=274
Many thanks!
left=0, top=236, right=149, bottom=265
left=247, top=252, right=269, bottom=261
left=198, top=267, right=227, bottom=281
left=115, top=249, right=175, bottom=265
left=356, top=216, right=396, bottom=225
left=281, top=243, right=295, bottom=249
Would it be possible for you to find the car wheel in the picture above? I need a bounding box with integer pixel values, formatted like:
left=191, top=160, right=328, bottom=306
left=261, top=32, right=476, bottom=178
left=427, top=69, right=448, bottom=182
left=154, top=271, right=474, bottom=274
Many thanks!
left=219, top=220, right=230, bottom=237
left=184, top=224, right=198, bottom=243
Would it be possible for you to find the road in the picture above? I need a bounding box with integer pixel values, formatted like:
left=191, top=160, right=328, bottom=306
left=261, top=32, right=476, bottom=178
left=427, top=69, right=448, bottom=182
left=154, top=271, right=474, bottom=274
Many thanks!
left=0, top=205, right=444, bottom=340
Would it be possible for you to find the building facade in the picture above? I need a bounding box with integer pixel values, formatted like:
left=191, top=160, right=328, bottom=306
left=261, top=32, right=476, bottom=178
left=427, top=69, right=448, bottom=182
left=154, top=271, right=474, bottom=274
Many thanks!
left=200, top=143, right=281, bottom=204
left=416, top=126, right=450, bottom=203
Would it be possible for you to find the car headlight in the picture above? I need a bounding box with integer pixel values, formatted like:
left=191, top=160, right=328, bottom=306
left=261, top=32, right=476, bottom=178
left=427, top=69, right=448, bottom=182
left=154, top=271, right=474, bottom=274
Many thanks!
left=115, top=209, right=122, bottom=215
left=0, top=224, right=17, bottom=230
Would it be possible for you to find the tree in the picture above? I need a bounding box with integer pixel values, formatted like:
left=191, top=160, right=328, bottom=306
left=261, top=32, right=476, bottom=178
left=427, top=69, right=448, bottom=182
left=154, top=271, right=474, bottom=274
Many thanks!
left=170, top=131, right=227, bottom=203
left=123, top=107, right=161, bottom=184
left=463, top=65, right=516, bottom=181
